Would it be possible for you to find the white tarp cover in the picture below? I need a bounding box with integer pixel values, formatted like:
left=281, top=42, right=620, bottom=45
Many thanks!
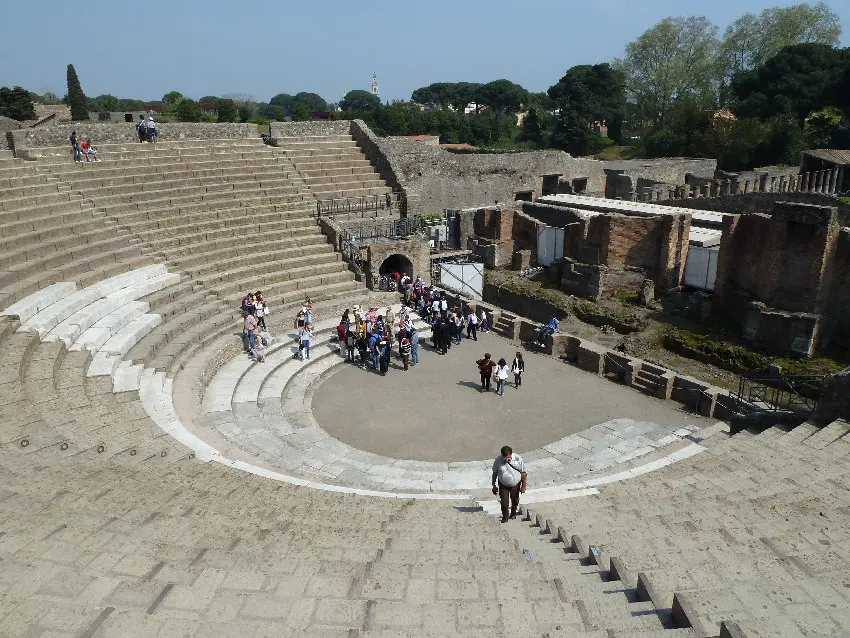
left=439, top=262, right=483, bottom=300
left=537, top=226, right=565, bottom=266
left=684, top=246, right=718, bottom=291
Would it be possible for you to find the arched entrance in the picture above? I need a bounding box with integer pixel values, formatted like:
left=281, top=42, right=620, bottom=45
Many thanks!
left=378, top=253, right=413, bottom=278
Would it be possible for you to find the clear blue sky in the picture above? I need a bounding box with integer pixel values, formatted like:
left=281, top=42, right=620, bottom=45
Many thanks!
left=1, top=0, right=848, bottom=104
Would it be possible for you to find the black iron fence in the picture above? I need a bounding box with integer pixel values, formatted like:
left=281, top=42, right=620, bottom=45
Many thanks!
left=735, top=374, right=825, bottom=414
left=337, top=215, right=425, bottom=278
left=317, top=192, right=405, bottom=217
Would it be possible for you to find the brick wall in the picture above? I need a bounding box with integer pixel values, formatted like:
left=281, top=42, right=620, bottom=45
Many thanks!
left=605, top=216, right=662, bottom=269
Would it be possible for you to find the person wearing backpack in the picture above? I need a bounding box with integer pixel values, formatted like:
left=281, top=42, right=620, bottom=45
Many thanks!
left=136, top=115, right=147, bottom=142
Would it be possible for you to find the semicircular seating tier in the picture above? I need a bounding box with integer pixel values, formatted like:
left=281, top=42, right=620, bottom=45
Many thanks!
left=1, top=133, right=848, bottom=637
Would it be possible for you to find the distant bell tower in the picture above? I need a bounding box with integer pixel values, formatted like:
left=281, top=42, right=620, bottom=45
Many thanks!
left=371, top=73, right=380, bottom=99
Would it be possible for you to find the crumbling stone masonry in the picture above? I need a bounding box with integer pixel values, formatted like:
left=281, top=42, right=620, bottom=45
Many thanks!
left=713, top=202, right=850, bottom=357
left=521, top=202, right=690, bottom=300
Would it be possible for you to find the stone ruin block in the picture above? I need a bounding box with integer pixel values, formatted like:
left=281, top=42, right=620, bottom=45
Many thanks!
left=511, top=249, right=532, bottom=270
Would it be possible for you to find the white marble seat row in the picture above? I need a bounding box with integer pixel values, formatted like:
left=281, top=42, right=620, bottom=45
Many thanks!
left=192, top=304, right=708, bottom=499
left=0, top=265, right=181, bottom=386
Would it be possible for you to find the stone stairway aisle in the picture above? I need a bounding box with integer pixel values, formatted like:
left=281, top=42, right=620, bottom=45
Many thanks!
left=497, top=510, right=696, bottom=637
left=525, top=422, right=850, bottom=637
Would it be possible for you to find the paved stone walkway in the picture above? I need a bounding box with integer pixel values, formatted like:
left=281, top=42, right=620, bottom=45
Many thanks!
left=314, top=330, right=702, bottom=461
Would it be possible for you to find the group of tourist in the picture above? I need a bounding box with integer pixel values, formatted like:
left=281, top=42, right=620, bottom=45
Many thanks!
left=241, top=291, right=270, bottom=362
left=336, top=304, right=418, bottom=375
left=475, top=351, right=525, bottom=396
left=137, top=115, right=158, bottom=143
left=68, top=131, right=99, bottom=163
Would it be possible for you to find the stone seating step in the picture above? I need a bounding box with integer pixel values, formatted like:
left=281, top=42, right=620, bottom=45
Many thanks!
left=171, top=234, right=331, bottom=274
left=287, top=158, right=374, bottom=172
left=88, top=312, right=163, bottom=378
left=46, top=272, right=178, bottom=348
left=109, top=195, right=311, bottom=226
left=69, top=175, right=301, bottom=203
left=800, top=418, right=850, bottom=449
left=0, top=231, right=144, bottom=290
left=148, top=222, right=319, bottom=252
left=88, top=182, right=304, bottom=212
left=310, top=185, right=393, bottom=199
left=195, top=253, right=342, bottom=288
left=62, top=163, right=297, bottom=189
left=303, top=174, right=387, bottom=189
left=208, top=268, right=355, bottom=302
left=282, top=146, right=362, bottom=157
left=129, top=212, right=318, bottom=244
left=118, top=205, right=315, bottom=240
left=23, top=144, right=274, bottom=164
left=0, top=181, right=68, bottom=200
left=775, top=419, right=821, bottom=445
left=0, top=189, right=85, bottom=213
left=0, top=205, right=100, bottom=238
left=32, top=155, right=296, bottom=180
left=13, top=264, right=168, bottom=336
left=299, top=165, right=377, bottom=179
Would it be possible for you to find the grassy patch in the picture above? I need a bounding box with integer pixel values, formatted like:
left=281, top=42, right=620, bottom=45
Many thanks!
left=595, top=145, right=644, bottom=161
left=664, top=326, right=845, bottom=377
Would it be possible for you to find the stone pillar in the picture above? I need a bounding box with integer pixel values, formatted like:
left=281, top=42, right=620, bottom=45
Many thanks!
left=824, top=169, right=833, bottom=194
left=769, top=176, right=776, bottom=193
left=628, top=190, right=636, bottom=202
left=730, top=180, right=740, bottom=195
left=743, top=180, right=751, bottom=193
left=701, top=184, right=709, bottom=198
left=709, top=181, right=718, bottom=197
left=836, top=167, right=844, bottom=194
left=815, top=171, right=823, bottom=193
left=801, top=173, right=809, bottom=192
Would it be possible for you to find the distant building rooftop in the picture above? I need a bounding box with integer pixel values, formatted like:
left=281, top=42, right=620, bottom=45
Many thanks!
left=802, top=149, right=850, bottom=166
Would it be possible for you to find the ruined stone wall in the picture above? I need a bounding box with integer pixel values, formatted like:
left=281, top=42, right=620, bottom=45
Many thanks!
left=366, top=135, right=605, bottom=216
left=10, top=122, right=260, bottom=152
left=659, top=192, right=850, bottom=226
left=603, top=158, right=717, bottom=198
left=605, top=216, right=662, bottom=269
left=520, top=201, right=585, bottom=229
left=269, top=120, right=351, bottom=137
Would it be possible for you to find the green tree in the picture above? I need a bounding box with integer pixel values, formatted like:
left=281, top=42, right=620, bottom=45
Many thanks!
left=732, top=43, right=850, bottom=122
left=549, top=63, right=626, bottom=153
left=721, top=3, right=841, bottom=80
left=116, top=98, right=145, bottom=111
left=293, top=92, right=328, bottom=113
left=804, top=106, right=846, bottom=148
left=616, top=17, right=720, bottom=127
left=162, top=91, right=184, bottom=110
left=269, top=93, right=295, bottom=115
left=292, top=102, right=312, bottom=121
left=199, top=95, right=220, bottom=105
left=475, top=79, right=528, bottom=116
left=216, top=98, right=237, bottom=122
left=174, top=98, right=202, bottom=122
left=518, top=107, right=543, bottom=148
left=65, top=64, right=88, bottom=121
left=238, top=103, right=253, bottom=122
left=0, top=86, right=36, bottom=121
left=340, top=90, right=380, bottom=111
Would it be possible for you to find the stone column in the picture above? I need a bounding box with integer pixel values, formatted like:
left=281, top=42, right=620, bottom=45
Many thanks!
left=836, top=167, right=844, bottom=194
left=701, top=184, right=709, bottom=198
left=801, top=173, right=809, bottom=192
left=769, top=176, right=776, bottom=193
left=825, top=169, right=834, bottom=194
left=731, top=180, right=740, bottom=195
left=814, top=171, right=823, bottom=193
left=628, top=190, right=636, bottom=202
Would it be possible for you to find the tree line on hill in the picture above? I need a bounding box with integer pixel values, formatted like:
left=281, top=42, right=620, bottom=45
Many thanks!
left=1, top=3, right=847, bottom=170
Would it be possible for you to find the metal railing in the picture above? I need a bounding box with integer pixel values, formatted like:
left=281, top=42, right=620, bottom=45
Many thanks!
left=317, top=192, right=405, bottom=217
left=735, top=374, right=825, bottom=414
left=337, top=215, right=425, bottom=277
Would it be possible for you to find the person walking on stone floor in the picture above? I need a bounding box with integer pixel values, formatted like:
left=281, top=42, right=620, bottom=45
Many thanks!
left=438, top=317, right=452, bottom=355
left=466, top=309, right=478, bottom=341
left=512, top=352, right=525, bottom=388
left=495, top=358, right=509, bottom=396
left=399, top=333, right=411, bottom=371
left=243, top=311, right=258, bottom=352
left=476, top=353, right=496, bottom=392
left=410, top=327, right=419, bottom=366
left=299, top=323, right=313, bottom=360
left=378, top=339, right=390, bottom=376
left=346, top=329, right=357, bottom=362
left=492, top=445, right=527, bottom=523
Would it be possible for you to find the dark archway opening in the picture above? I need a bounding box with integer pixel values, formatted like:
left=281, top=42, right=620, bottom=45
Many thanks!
left=378, top=254, right=413, bottom=278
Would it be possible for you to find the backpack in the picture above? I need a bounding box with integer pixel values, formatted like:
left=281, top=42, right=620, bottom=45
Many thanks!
left=138, top=120, right=147, bottom=132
